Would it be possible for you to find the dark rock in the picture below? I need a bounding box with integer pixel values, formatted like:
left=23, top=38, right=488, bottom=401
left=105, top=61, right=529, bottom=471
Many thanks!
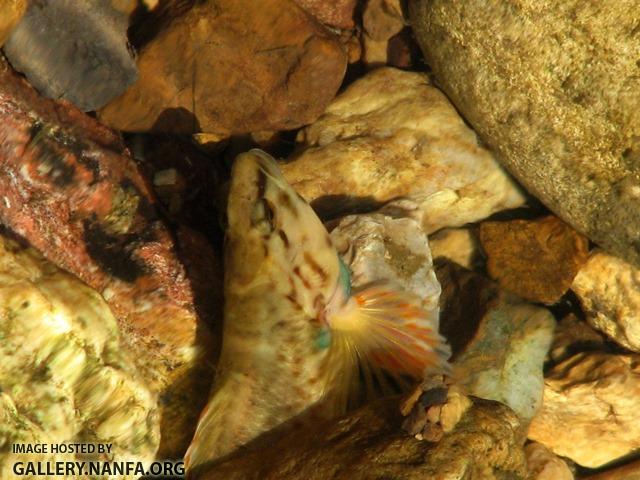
left=3, top=0, right=137, bottom=111
left=194, top=396, right=526, bottom=480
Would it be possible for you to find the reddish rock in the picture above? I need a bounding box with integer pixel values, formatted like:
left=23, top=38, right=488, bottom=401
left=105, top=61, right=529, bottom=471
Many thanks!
left=294, top=0, right=357, bottom=29
left=480, top=216, right=589, bottom=305
left=0, top=56, right=220, bottom=456
left=99, top=0, right=348, bottom=135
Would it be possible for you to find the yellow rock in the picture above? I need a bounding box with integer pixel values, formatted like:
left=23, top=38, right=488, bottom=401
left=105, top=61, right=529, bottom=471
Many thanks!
left=529, top=352, right=640, bottom=468
left=0, top=0, right=26, bottom=46
left=282, top=67, right=525, bottom=233
left=573, top=250, right=640, bottom=352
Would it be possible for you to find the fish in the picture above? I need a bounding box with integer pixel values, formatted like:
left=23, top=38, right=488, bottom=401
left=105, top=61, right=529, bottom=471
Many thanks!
left=184, top=149, right=450, bottom=472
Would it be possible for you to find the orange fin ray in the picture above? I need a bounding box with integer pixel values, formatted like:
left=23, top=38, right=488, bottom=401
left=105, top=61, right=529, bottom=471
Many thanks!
left=326, top=282, right=451, bottom=398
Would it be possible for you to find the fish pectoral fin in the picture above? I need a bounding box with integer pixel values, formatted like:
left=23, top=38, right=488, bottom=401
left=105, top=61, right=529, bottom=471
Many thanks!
left=325, top=282, right=451, bottom=408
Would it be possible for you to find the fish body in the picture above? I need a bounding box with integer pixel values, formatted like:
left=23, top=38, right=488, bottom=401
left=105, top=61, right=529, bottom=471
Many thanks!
left=185, top=150, right=450, bottom=472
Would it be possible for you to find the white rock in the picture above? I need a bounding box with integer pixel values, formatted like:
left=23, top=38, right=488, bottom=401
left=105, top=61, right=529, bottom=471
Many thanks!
left=330, top=212, right=441, bottom=316
left=454, top=301, right=555, bottom=425
left=572, top=250, right=640, bottom=352
left=436, top=262, right=555, bottom=426
left=282, top=67, right=526, bottom=233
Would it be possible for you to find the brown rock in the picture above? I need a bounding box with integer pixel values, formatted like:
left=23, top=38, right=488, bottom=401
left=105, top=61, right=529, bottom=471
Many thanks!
left=525, top=443, right=574, bottom=480
left=194, top=396, right=526, bottom=480
left=582, top=459, right=640, bottom=480
left=528, top=352, right=640, bottom=468
left=361, top=0, right=406, bottom=66
left=0, top=0, right=25, bottom=46
left=0, top=56, right=219, bottom=456
left=294, top=0, right=356, bottom=29
left=99, top=0, right=347, bottom=135
left=480, top=216, right=589, bottom=305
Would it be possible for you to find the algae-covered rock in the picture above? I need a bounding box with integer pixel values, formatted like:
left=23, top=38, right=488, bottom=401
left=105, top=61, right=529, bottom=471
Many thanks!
left=436, top=261, right=555, bottom=426
left=409, top=0, right=640, bottom=267
left=0, top=236, right=159, bottom=479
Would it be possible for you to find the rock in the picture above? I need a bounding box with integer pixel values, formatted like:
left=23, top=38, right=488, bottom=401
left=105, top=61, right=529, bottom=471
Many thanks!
left=293, top=0, right=357, bottom=29
left=361, top=0, right=405, bottom=66
left=194, top=396, right=527, bottom=480
left=582, top=460, right=640, bottom=480
left=385, top=28, right=423, bottom=69
left=528, top=352, right=640, bottom=468
left=330, top=212, right=441, bottom=317
left=126, top=133, right=225, bottom=240
left=3, top=0, right=137, bottom=111
left=525, top=443, right=574, bottom=480
left=0, top=0, right=25, bottom=46
left=480, top=216, right=589, bottom=304
left=282, top=67, right=526, bottom=231
left=0, top=235, right=159, bottom=478
left=429, top=227, right=482, bottom=270
left=401, top=379, right=472, bottom=442
left=110, top=0, right=139, bottom=16
left=99, top=0, right=347, bottom=134
left=436, top=261, right=555, bottom=425
left=548, top=314, right=607, bottom=365
left=0, top=57, right=219, bottom=457
left=572, top=250, right=640, bottom=352
left=409, top=0, right=640, bottom=268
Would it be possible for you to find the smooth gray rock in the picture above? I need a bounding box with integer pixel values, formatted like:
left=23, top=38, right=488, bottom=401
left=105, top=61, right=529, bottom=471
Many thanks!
left=3, top=0, right=137, bottom=111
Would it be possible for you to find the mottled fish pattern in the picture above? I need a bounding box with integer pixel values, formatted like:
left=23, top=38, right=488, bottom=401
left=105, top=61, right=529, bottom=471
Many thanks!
left=185, top=150, right=450, bottom=472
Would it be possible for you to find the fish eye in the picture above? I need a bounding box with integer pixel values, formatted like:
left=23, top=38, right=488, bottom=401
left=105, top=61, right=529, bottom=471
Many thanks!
left=250, top=198, right=276, bottom=234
